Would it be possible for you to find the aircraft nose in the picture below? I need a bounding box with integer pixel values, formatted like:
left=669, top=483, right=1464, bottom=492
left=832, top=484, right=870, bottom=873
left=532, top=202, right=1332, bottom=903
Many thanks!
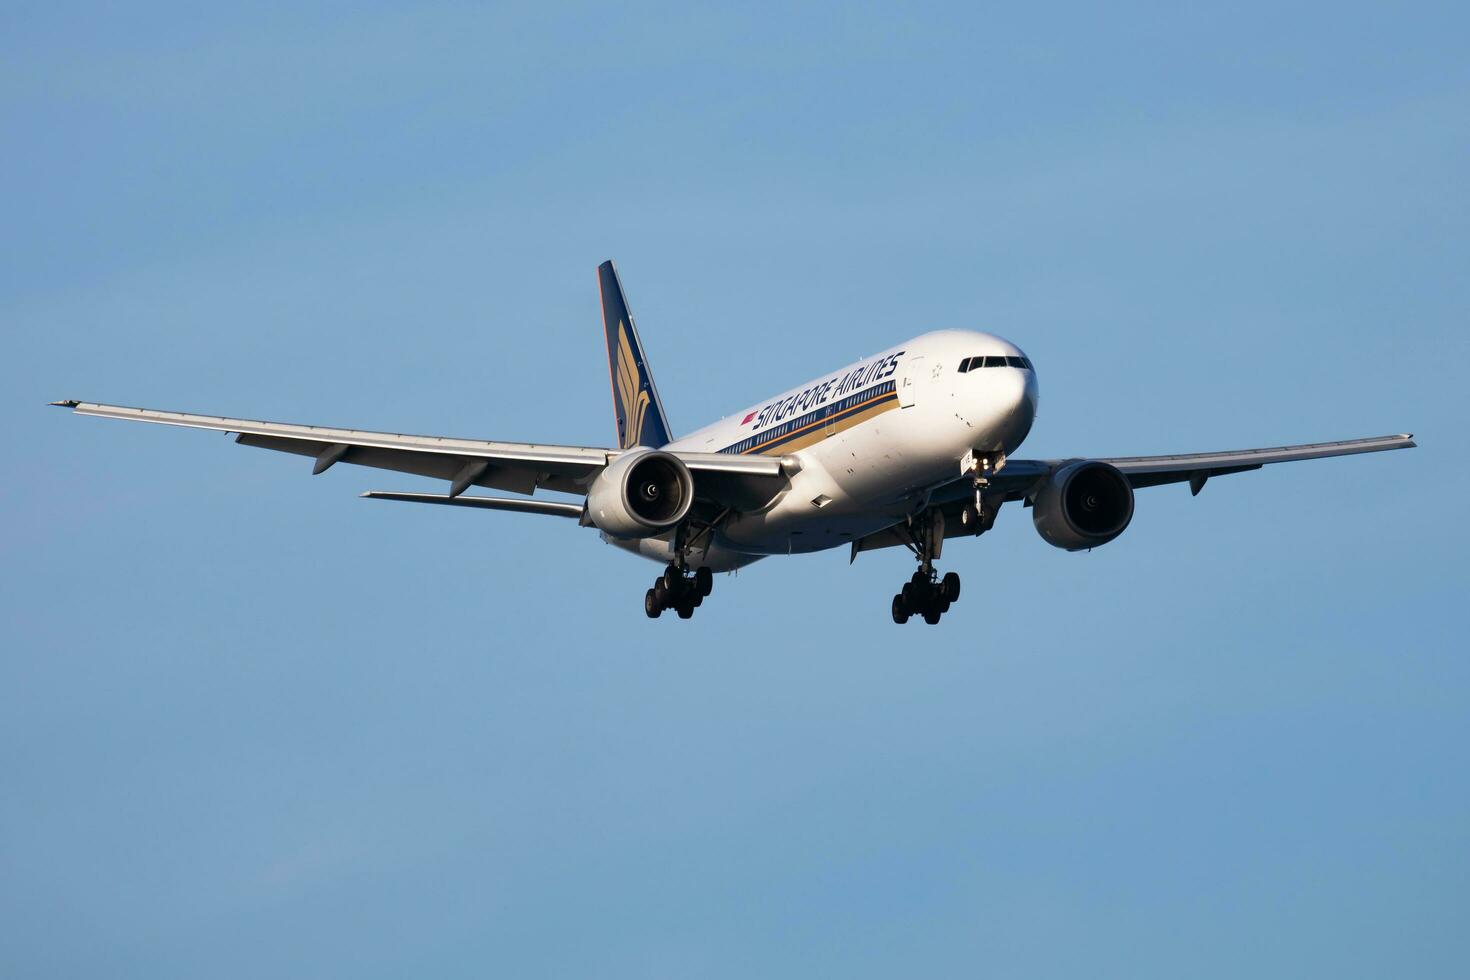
left=1020, top=368, right=1039, bottom=419
left=1002, top=366, right=1038, bottom=448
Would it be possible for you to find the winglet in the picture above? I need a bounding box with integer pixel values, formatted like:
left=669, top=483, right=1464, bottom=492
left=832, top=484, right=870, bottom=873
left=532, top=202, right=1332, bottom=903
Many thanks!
left=50, top=400, right=81, bottom=408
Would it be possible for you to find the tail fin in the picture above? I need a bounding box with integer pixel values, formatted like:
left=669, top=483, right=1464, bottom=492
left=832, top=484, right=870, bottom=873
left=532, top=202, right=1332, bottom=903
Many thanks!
left=598, top=260, right=674, bottom=449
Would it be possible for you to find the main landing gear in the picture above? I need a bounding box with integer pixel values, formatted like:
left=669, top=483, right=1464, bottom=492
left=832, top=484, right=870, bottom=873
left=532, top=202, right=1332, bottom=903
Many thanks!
left=645, top=564, right=714, bottom=620
left=890, top=506, right=963, bottom=625
left=892, top=568, right=962, bottom=625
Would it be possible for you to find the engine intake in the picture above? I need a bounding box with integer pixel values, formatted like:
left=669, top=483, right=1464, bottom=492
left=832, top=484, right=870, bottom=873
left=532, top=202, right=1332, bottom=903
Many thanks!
left=1032, top=460, right=1134, bottom=551
left=587, top=448, right=694, bottom=539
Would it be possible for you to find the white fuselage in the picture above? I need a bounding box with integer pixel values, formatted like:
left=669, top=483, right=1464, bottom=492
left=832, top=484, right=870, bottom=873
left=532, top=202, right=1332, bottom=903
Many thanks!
left=608, top=330, right=1039, bottom=570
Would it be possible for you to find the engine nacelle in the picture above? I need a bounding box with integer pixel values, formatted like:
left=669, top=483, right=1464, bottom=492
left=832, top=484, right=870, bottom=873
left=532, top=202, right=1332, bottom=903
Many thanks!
left=587, top=448, right=695, bottom=539
left=1032, top=460, right=1135, bottom=551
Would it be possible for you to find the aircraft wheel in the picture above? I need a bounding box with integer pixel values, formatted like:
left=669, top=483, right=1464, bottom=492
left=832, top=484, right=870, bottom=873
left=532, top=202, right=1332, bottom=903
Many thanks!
left=676, top=602, right=695, bottom=620
left=942, top=572, right=961, bottom=602
left=644, top=589, right=662, bottom=618
left=690, top=591, right=703, bottom=608
left=653, top=579, right=670, bottom=605
left=901, top=581, right=922, bottom=608
left=662, top=566, right=682, bottom=592
left=911, top=569, right=929, bottom=587
left=695, top=566, right=714, bottom=597
left=891, top=594, right=910, bottom=624
left=923, top=608, right=942, bottom=625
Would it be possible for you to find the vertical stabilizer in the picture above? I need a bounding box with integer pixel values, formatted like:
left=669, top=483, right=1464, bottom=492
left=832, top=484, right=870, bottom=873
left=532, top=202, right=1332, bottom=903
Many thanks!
left=598, top=260, right=674, bottom=449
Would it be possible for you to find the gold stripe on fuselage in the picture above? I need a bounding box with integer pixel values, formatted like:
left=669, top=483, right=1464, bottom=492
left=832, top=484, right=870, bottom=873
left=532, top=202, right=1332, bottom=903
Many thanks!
left=741, top=391, right=899, bottom=456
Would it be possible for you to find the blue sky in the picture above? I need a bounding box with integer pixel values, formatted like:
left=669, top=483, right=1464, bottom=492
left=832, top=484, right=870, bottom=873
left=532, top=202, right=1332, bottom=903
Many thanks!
left=3, top=3, right=1467, bottom=977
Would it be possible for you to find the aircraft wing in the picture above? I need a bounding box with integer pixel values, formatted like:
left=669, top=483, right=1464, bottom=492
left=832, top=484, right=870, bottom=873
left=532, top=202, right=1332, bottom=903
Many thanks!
left=956, top=433, right=1418, bottom=501
left=1092, top=433, right=1416, bottom=494
left=51, top=400, right=787, bottom=503
left=855, top=433, right=1416, bottom=557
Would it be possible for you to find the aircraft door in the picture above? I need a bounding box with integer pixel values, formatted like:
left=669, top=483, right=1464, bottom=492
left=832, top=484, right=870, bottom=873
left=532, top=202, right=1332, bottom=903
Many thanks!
left=898, top=355, right=926, bottom=407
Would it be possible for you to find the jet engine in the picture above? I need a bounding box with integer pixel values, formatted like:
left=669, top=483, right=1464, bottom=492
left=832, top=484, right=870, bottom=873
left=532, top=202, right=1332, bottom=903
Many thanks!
left=1032, top=460, right=1134, bottom=551
left=587, top=448, right=695, bottom=539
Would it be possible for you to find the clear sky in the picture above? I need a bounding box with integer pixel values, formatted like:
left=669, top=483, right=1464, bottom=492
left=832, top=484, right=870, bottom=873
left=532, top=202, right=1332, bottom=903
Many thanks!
left=3, top=3, right=1467, bottom=977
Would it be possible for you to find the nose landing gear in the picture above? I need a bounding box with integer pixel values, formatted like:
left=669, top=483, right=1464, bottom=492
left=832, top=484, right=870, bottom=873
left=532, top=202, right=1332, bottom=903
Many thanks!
left=644, top=564, right=714, bottom=620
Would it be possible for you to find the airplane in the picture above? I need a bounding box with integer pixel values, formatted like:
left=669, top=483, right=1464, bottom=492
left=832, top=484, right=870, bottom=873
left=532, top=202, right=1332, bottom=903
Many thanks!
left=53, top=260, right=1416, bottom=624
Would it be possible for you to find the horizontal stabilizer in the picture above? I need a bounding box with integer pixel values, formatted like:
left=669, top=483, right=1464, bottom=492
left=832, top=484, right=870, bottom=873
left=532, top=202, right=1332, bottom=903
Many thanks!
left=361, top=491, right=584, bottom=518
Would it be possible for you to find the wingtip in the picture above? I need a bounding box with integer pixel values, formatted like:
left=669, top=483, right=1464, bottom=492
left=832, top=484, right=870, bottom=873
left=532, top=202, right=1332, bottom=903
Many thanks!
left=50, top=399, right=81, bottom=408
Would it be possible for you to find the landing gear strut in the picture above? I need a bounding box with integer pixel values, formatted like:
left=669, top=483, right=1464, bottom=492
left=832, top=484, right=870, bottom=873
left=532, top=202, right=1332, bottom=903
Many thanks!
left=644, top=564, right=714, bottom=619
left=890, top=509, right=962, bottom=625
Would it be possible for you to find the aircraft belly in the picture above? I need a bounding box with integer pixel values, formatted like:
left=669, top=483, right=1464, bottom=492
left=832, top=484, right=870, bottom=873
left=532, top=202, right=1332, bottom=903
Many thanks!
left=604, top=534, right=762, bottom=571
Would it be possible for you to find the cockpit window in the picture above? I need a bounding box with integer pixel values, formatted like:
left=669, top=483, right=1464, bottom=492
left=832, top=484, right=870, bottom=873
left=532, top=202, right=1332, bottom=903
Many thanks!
left=961, top=354, right=1034, bottom=370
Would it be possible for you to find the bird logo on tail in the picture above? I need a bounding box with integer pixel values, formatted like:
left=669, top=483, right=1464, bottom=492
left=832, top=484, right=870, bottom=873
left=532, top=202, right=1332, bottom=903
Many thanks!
left=616, top=320, right=651, bottom=448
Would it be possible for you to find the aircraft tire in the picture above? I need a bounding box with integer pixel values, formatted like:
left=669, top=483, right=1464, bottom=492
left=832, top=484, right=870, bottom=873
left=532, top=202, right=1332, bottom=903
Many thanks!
left=644, top=589, right=662, bottom=618
left=923, top=608, right=942, bottom=625
left=676, top=602, right=695, bottom=620
left=695, top=566, right=714, bottom=597
left=891, top=594, right=909, bottom=624
left=942, top=572, right=961, bottom=602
